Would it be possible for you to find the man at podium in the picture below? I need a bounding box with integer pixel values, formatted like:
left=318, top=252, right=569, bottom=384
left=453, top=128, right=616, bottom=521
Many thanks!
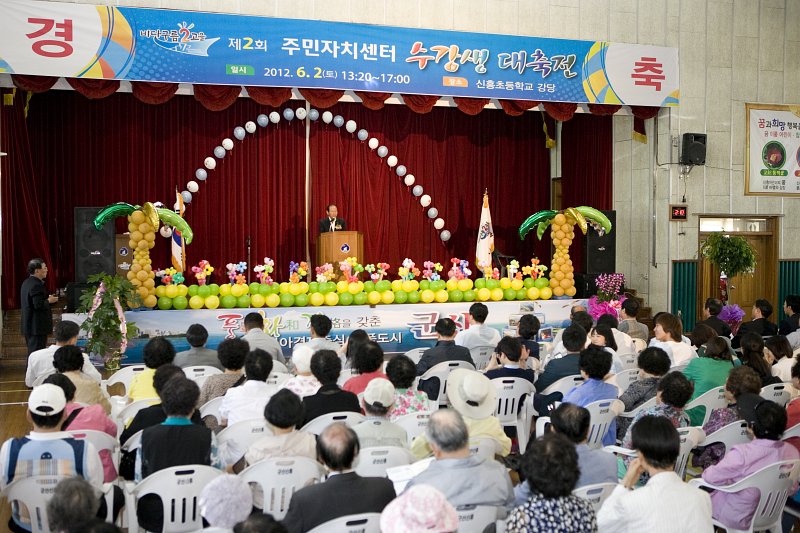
left=319, top=204, right=347, bottom=234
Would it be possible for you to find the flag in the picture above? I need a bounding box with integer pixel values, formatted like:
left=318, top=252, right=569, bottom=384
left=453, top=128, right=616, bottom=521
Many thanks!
left=171, top=190, right=186, bottom=272
left=475, top=191, right=494, bottom=268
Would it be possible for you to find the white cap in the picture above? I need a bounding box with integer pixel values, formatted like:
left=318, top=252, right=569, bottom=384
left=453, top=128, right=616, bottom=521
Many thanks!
left=28, top=384, right=66, bottom=416
left=363, top=378, right=395, bottom=409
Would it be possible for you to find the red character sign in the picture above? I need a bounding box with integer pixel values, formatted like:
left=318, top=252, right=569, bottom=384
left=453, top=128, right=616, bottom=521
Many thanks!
left=26, top=17, right=73, bottom=58
left=631, top=57, right=665, bottom=91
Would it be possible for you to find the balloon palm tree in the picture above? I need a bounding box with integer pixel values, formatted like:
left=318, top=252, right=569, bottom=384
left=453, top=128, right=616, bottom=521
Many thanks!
left=519, top=206, right=613, bottom=298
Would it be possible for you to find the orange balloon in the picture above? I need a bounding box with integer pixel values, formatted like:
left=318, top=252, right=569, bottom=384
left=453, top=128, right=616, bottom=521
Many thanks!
left=560, top=278, right=572, bottom=289
left=549, top=278, right=559, bottom=288
left=554, top=271, right=565, bottom=281
left=553, top=286, right=565, bottom=297
left=553, top=213, right=566, bottom=225
left=566, top=286, right=577, bottom=297
left=555, top=230, right=565, bottom=240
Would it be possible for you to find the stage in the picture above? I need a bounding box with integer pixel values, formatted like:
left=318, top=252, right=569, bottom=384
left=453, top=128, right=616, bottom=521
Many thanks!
left=64, top=298, right=583, bottom=365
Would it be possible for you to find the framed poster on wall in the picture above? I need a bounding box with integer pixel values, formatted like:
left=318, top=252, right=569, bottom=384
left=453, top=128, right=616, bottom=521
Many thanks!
left=745, top=103, right=800, bottom=196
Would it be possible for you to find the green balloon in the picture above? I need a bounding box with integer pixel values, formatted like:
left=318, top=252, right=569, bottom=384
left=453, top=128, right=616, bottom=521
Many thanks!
left=308, top=282, right=319, bottom=294
left=353, top=292, right=368, bottom=305
left=419, top=280, right=430, bottom=291
left=474, top=278, right=486, bottom=289
left=318, top=282, right=331, bottom=294
left=363, top=281, right=375, bottom=292
left=271, top=283, right=282, bottom=294
left=295, top=293, right=309, bottom=307
left=431, top=280, right=445, bottom=291
left=534, top=278, right=550, bottom=289
left=157, top=296, right=173, bottom=310
left=449, top=289, right=464, bottom=302
left=326, top=281, right=337, bottom=293
left=249, top=283, right=261, bottom=295
left=220, top=294, right=237, bottom=308
left=279, top=293, right=295, bottom=307
left=463, top=290, right=476, bottom=302
left=516, top=289, right=528, bottom=300
left=237, top=294, right=251, bottom=308
left=523, top=278, right=535, bottom=288
left=198, top=285, right=211, bottom=298
left=172, top=295, right=188, bottom=310
left=339, top=292, right=354, bottom=306
left=394, top=290, right=408, bottom=304
left=376, top=280, right=391, bottom=292
left=407, top=290, right=420, bottom=304
left=504, top=288, right=517, bottom=301
left=258, top=284, right=271, bottom=296
left=187, top=285, right=199, bottom=297
left=208, top=283, right=220, bottom=296
left=487, top=279, right=500, bottom=290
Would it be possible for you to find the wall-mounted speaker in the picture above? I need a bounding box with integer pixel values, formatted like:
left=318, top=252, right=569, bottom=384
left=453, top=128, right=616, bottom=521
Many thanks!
left=74, top=207, right=115, bottom=282
left=584, top=210, right=616, bottom=275
left=680, top=133, right=706, bottom=165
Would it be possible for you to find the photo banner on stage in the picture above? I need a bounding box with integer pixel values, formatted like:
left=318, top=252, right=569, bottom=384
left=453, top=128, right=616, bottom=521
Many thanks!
left=0, top=0, right=677, bottom=107
left=63, top=299, right=582, bottom=364
left=745, top=103, right=800, bottom=197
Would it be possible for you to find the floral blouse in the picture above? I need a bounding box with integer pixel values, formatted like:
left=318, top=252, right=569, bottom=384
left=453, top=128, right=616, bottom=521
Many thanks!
left=506, top=492, right=597, bottom=533
left=389, top=388, right=431, bottom=420
left=622, top=403, right=691, bottom=449
left=691, top=405, right=740, bottom=469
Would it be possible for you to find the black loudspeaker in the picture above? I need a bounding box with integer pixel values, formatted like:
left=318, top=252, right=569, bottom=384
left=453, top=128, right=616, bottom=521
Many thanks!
left=65, top=281, right=98, bottom=312
left=74, top=207, right=115, bottom=282
left=680, top=133, right=706, bottom=165
left=584, top=210, right=616, bottom=275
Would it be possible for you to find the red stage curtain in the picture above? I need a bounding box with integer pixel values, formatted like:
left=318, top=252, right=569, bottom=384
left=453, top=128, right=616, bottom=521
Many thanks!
left=453, top=97, right=490, bottom=115
left=308, top=102, right=552, bottom=271
left=131, top=81, right=179, bottom=105
left=245, top=86, right=292, bottom=107
left=560, top=113, right=613, bottom=275
left=66, top=78, right=120, bottom=99
left=543, top=102, right=578, bottom=122
left=299, top=89, right=345, bottom=109
left=355, top=91, right=392, bottom=110
left=12, top=75, right=58, bottom=93
left=193, top=84, right=241, bottom=111
left=401, top=94, right=440, bottom=114
left=587, top=103, right=622, bottom=116
left=499, top=99, right=540, bottom=117
left=1, top=90, right=55, bottom=308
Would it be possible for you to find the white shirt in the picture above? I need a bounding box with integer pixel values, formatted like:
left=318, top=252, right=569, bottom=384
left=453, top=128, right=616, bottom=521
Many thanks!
left=219, top=380, right=275, bottom=427
left=454, top=324, right=501, bottom=351
left=242, top=329, right=285, bottom=364
left=25, top=345, right=102, bottom=387
left=611, top=328, right=636, bottom=354
left=772, top=357, right=794, bottom=382
left=597, top=472, right=713, bottom=533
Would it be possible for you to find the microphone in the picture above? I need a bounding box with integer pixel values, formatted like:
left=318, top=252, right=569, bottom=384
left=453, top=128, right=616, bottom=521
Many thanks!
left=245, top=235, right=251, bottom=247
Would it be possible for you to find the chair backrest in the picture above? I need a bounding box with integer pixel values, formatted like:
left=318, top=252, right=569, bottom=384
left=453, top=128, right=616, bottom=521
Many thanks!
left=613, top=369, right=640, bottom=395
left=675, top=426, right=706, bottom=479
left=419, top=360, right=476, bottom=407
left=216, top=418, right=273, bottom=465
left=266, top=371, right=291, bottom=387
left=240, top=457, right=324, bottom=520
left=404, top=348, right=427, bottom=365
left=492, top=377, right=536, bottom=424
left=617, top=352, right=638, bottom=371
left=783, top=422, right=800, bottom=441
left=455, top=505, right=500, bottom=533
left=468, top=437, right=497, bottom=460
left=199, top=396, right=224, bottom=426
left=631, top=338, right=647, bottom=353
left=354, top=446, right=414, bottom=477
left=703, top=420, right=752, bottom=449
left=116, top=398, right=157, bottom=437
left=670, top=362, right=690, bottom=373
left=393, top=411, right=433, bottom=446
left=307, top=512, right=382, bottom=533
left=104, top=364, right=147, bottom=396
left=67, top=429, right=121, bottom=472
left=572, top=482, right=618, bottom=512
left=337, top=369, right=358, bottom=387
left=125, top=465, right=224, bottom=533
left=685, top=387, right=727, bottom=426
left=584, top=399, right=624, bottom=449
left=300, top=411, right=366, bottom=435
left=541, top=375, right=585, bottom=397
left=183, top=365, right=223, bottom=381
left=121, top=429, right=144, bottom=454
left=761, top=382, right=794, bottom=408
left=469, top=345, right=496, bottom=370
left=272, top=360, right=290, bottom=374
left=618, top=396, right=657, bottom=419
left=1, top=475, right=66, bottom=533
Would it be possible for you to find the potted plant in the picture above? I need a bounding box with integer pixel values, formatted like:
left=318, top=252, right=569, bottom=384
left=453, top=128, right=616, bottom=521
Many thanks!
left=700, top=233, right=757, bottom=279
left=79, top=273, right=140, bottom=371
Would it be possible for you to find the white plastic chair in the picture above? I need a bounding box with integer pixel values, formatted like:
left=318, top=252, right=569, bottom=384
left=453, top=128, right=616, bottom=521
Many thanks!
left=217, top=418, right=273, bottom=466
left=491, top=377, right=536, bottom=452
left=455, top=505, right=501, bottom=533
left=121, top=429, right=143, bottom=456
left=307, top=512, right=381, bottom=533
left=124, top=464, right=223, bottom=533
left=703, top=420, right=753, bottom=451
left=199, top=396, right=224, bottom=427
left=272, top=360, right=289, bottom=374
left=612, top=369, right=640, bottom=395
left=403, top=347, right=427, bottom=364
left=1, top=475, right=66, bottom=532
left=468, top=437, right=498, bottom=460
left=572, top=482, right=618, bottom=512
left=685, top=387, right=728, bottom=427
left=783, top=422, right=800, bottom=441
left=67, top=429, right=121, bottom=476
left=618, top=396, right=657, bottom=420
left=418, top=360, right=476, bottom=407
left=540, top=375, right=585, bottom=397
left=266, top=371, right=291, bottom=387
left=617, top=352, right=638, bottom=371
left=337, top=368, right=357, bottom=387
left=354, top=446, right=415, bottom=477
left=239, top=457, right=324, bottom=520
left=393, top=411, right=433, bottom=446
left=182, top=365, right=223, bottom=382
left=671, top=362, right=691, bottom=373
left=690, top=459, right=800, bottom=533
left=675, top=426, right=706, bottom=479
left=300, top=411, right=366, bottom=435
left=102, top=364, right=147, bottom=398
left=469, top=345, right=496, bottom=370
left=116, top=398, right=157, bottom=437
left=760, top=383, right=794, bottom=407
left=632, top=338, right=648, bottom=353
left=583, top=399, right=625, bottom=449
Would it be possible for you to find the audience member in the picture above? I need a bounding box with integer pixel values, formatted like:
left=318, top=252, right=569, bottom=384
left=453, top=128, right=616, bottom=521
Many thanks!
left=689, top=323, right=719, bottom=355
left=53, top=345, right=111, bottom=414
left=562, top=345, right=618, bottom=445
left=280, top=344, right=321, bottom=398
left=618, top=298, right=649, bottom=341
left=621, top=371, right=694, bottom=449
left=484, top=336, right=535, bottom=382
left=242, top=312, right=285, bottom=364
left=380, top=484, right=458, bottom=533
left=598, top=415, right=713, bottom=532
left=68, top=519, right=121, bottom=533
left=235, top=514, right=287, bottom=533
left=282, top=423, right=395, bottom=532
left=174, top=324, right=220, bottom=369
left=353, top=378, right=408, bottom=448
left=128, top=336, right=176, bottom=402
left=343, top=341, right=388, bottom=395
left=652, top=313, right=695, bottom=365
left=786, top=360, right=800, bottom=454
left=200, top=474, right=253, bottom=530
left=616, top=346, right=671, bottom=439
left=534, top=324, right=586, bottom=392
left=405, top=409, right=514, bottom=509
left=340, top=328, right=369, bottom=369
left=385, top=354, right=430, bottom=420
left=294, top=313, right=341, bottom=357
left=245, top=389, right=316, bottom=469
left=547, top=310, right=593, bottom=362
left=26, top=320, right=100, bottom=387
left=703, top=400, right=799, bottom=530
left=596, top=313, right=635, bottom=355
left=516, top=314, right=541, bottom=360
left=683, top=336, right=734, bottom=425
left=46, top=477, right=100, bottom=533
left=416, top=318, right=474, bottom=400
left=739, top=331, right=780, bottom=386
left=779, top=295, right=800, bottom=335
left=506, top=433, right=597, bottom=532
left=219, top=349, right=274, bottom=427
left=765, top=335, right=795, bottom=381
left=454, top=302, right=502, bottom=349
left=696, top=298, right=732, bottom=337
left=589, top=323, right=622, bottom=372
left=302, top=349, right=360, bottom=425
left=732, top=299, right=778, bottom=348
left=197, top=337, right=249, bottom=409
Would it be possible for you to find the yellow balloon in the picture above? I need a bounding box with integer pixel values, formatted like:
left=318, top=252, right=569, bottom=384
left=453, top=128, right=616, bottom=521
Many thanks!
left=205, top=295, right=220, bottom=309
left=553, top=286, right=565, bottom=297
left=434, top=289, right=449, bottom=303
left=289, top=283, right=303, bottom=296
left=490, top=288, right=504, bottom=301
left=348, top=282, right=361, bottom=295
left=298, top=282, right=310, bottom=294
left=154, top=286, right=166, bottom=297
left=445, top=279, right=458, bottom=291
left=144, top=232, right=156, bottom=242
left=250, top=294, right=266, bottom=308
left=367, top=291, right=382, bottom=305
left=407, top=280, right=420, bottom=292
left=219, top=284, right=232, bottom=296
left=189, top=295, right=204, bottom=309
left=165, top=285, right=179, bottom=298
left=511, top=279, right=524, bottom=291
left=130, top=210, right=146, bottom=224
left=126, top=271, right=136, bottom=280
left=560, top=279, right=573, bottom=289
left=137, top=286, right=149, bottom=299
left=143, top=295, right=157, bottom=308
left=526, top=287, right=540, bottom=300
left=265, top=294, right=280, bottom=308
left=136, top=270, right=149, bottom=282
left=550, top=278, right=559, bottom=288
left=130, top=278, right=142, bottom=287
left=381, top=291, right=395, bottom=304
left=309, top=292, right=325, bottom=306
left=391, top=280, right=403, bottom=292
left=176, top=284, right=188, bottom=297
left=143, top=279, right=155, bottom=289
left=325, top=292, right=339, bottom=306
left=130, top=263, right=142, bottom=273
left=420, top=289, right=435, bottom=303
left=231, top=284, right=245, bottom=297
left=499, top=278, right=511, bottom=290
left=401, top=280, right=416, bottom=293
left=336, top=281, right=349, bottom=294
left=566, top=286, right=577, bottom=297
left=130, top=231, right=143, bottom=243
left=128, top=222, right=139, bottom=232
left=477, top=288, right=491, bottom=301
left=128, top=240, right=137, bottom=249
left=138, top=222, right=152, bottom=234
left=457, top=279, right=473, bottom=292
left=539, top=286, right=553, bottom=300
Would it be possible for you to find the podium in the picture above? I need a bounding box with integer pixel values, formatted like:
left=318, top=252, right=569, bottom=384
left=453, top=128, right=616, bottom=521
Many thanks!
left=317, top=231, right=364, bottom=266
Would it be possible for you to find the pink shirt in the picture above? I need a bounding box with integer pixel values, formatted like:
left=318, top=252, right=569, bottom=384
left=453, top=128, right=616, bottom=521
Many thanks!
left=343, top=370, right=388, bottom=396
left=63, top=402, right=118, bottom=482
left=281, top=375, right=322, bottom=398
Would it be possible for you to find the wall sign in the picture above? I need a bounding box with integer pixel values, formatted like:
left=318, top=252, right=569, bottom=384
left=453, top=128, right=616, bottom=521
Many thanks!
left=746, top=103, right=800, bottom=197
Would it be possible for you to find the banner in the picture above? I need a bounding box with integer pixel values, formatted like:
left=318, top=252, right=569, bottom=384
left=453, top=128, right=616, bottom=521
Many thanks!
left=0, top=0, right=679, bottom=107
left=746, top=103, right=800, bottom=196
left=63, top=299, right=580, bottom=365
left=475, top=192, right=494, bottom=269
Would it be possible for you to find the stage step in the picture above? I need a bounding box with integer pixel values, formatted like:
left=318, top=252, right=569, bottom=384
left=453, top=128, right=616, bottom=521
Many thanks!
left=1, top=298, right=66, bottom=370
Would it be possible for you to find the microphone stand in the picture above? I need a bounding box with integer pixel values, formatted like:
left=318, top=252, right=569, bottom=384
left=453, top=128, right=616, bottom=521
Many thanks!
left=246, top=235, right=252, bottom=283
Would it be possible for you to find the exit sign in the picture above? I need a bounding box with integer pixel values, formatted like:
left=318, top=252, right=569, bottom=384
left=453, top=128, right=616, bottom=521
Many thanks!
left=670, top=204, right=688, bottom=221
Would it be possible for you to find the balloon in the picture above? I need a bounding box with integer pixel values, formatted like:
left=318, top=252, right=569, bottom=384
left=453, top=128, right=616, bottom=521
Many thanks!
left=377, top=146, right=388, bottom=158
left=237, top=294, right=251, bottom=308
left=367, top=291, right=382, bottom=305
left=243, top=121, right=255, bottom=134
left=93, top=202, right=137, bottom=229
left=234, top=127, right=246, bottom=140
left=420, top=290, right=435, bottom=303
left=434, top=218, right=445, bottom=230
left=189, top=295, right=204, bottom=309
left=280, top=293, right=295, bottom=307
left=345, top=120, right=357, bottom=133
left=412, top=185, right=423, bottom=197
left=354, top=292, right=368, bottom=305
left=339, top=292, right=354, bottom=306
left=187, top=285, right=199, bottom=297
left=309, top=292, right=325, bottom=306
left=391, top=280, right=403, bottom=292
left=187, top=181, right=199, bottom=193
left=519, top=210, right=558, bottom=240
left=250, top=294, right=265, bottom=308
left=197, top=285, right=211, bottom=298
left=322, top=111, right=333, bottom=124
left=195, top=168, right=208, bottom=181
left=381, top=291, right=395, bottom=304
left=202, top=295, right=218, bottom=309
left=173, top=295, right=188, bottom=310
left=204, top=157, right=216, bottom=169
left=357, top=129, right=368, bottom=141
left=440, top=230, right=451, bottom=242
left=295, top=293, right=309, bottom=307
left=269, top=111, right=280, bottom=123
left=486, top=279, right=499, bottom=290
left=404, top=175, right=415, bottom=186
left=396, top=165, right=407, bottom=177
left=368, top=138, right=379, bottom=150
left=296, top=107, right=307, bottom=120
left=324, top=292, right=339, bottom=306
left=181, top=191, right=192, bottom=204
left=283, top=108, right=295, bottom=121
left=156, top=208, right=194, bottom=244
left=158, top=225, right=171, bottom=238
left=420, top=195, right=431, bottom=207
left=213, top=146, right=226, bottom=158
left=434, top=289, right=449, bottom=303
left=222, top=138, right=234, bottom=150
left=257, top=114, right=269, bottom=127
left=308, top=109, right=320, bottom=121
left=387, top=155, right=398, bottom=167
left=333, top=115, right=344, bottom=127
left=427, top=208, right=438, bottom=219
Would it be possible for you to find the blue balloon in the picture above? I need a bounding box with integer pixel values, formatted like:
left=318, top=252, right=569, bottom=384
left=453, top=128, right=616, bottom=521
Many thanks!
left=412, top=185, right=423, bottom=197
left=427, top=207, right=438, bottom=219
left=233, top=127, right=246, bottom=140
left=195, top=168, right=208, bottom=181
left=396, top=165, right=407, bottom=177
left=213, top=146, right=226, bottom=159
left=333, top=115, right=344, bottom=128
left=308, top=109, right=319, bottom=121
left=377, top=146, right=388, bottom=158
left=283, top=108, right=295, bottom=121
left=357, top=129, right=368, bottom=141
left=257, top=114, right=268, bottom=127
left=440, top=230, right=451, bottom=242
left=181, top=191, right=193, bottom=204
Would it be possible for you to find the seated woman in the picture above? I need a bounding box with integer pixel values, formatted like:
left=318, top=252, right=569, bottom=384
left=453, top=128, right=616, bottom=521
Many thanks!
left=128, top=336, right=176, bottom=402
left=702, top=400, right=799, bottom=531
left=766, top=335, right=795, bottom=382
left=53, top=345, right=111, bottom=414
left=517, top=314, right=541, bottom=360
left=689, top=323, right=719, bottom=357
left=682, top=337, right=735, bottom=426
left=385, top=354, right=430, bottom=420
left=589, top=324, right=621, bottom=373
left=280, top=344, right=321, bottom=398
left=340, top=328, right=369, bottom=370
left=738, top=331, right=781, bottom=386
left=652, top=313, right=696, bottom=366
left=616, top=346, right=671, bottom=440
left=505, top=432, right=597, bottom=532
left=621, top=371, right=694, bottom=449
left=343, top=341, right=388, bottom=395
left=197, top=337, right=249, bottom=409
